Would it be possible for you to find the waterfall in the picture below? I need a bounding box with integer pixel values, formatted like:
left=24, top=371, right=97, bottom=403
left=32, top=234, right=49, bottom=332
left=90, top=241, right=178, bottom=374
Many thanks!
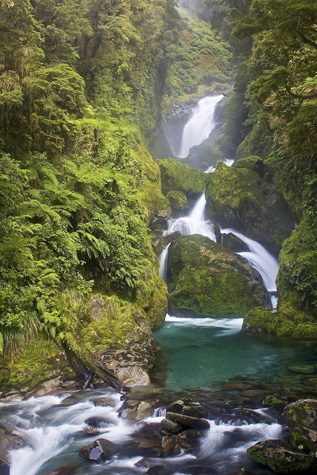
left=221, top=228, right=279, bottom=307
left=177, top=95, right=223, bottom=158
left=165, top=193, right=216, bottom=241
left=159, top=243, right=170, bottom=281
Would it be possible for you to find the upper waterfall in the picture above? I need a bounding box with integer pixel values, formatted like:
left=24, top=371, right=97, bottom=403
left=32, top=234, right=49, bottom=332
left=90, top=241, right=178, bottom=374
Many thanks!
left=177, top=95, right=223, bottom=158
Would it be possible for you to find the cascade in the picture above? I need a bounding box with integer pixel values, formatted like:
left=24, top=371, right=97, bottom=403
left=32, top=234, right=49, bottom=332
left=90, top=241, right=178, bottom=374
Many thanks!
left=166, top=192, right=216, bottom=241
left=159, top=243, right=170, bottom=281
left=221, top=228, right=279, bottom=307
left=177, top=95, right=223, bottom=158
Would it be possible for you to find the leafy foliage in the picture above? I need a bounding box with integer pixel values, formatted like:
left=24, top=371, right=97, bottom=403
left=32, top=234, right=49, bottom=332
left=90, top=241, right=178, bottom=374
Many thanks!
left=0, top=0, right=174, bottom=363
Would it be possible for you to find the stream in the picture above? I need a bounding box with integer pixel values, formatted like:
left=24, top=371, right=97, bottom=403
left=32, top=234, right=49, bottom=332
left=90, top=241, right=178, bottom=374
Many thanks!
left=1, top=96, right=317, bottom=475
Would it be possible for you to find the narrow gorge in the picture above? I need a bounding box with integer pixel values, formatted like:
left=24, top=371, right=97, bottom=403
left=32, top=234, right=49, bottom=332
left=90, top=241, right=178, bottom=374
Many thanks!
left=0, top=1, right=316, bottom=475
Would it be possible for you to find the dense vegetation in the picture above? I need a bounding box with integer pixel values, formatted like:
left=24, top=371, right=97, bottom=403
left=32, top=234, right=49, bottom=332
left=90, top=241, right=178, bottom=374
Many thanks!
left=0, top=0, right=180, bottom=389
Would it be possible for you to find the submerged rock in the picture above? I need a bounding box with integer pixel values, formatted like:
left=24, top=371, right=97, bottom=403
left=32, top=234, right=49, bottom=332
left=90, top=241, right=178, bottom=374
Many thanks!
left=168, top=235, right=268, bottom=317
left=247, top=439, right=316, bottom=473
left=43, top=465, right=81, bottom=475
left=79, top=438, right=119, bottom=462
left=283, top=399, right=317, bottom=453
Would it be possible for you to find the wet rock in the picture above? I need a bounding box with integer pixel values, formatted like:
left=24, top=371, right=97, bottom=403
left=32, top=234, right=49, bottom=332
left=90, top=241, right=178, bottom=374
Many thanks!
left=121, top=437, right=161, bottom=457
left=161, top=418, right=182, bottom=434
left=0, top=458, right=9, bottom=475
left=79, top=438, right=118, bottom=462
left=90, top=396, right=117, bottom=407
left=146, top=466, right=168, bottom=475
left=30, top=378, right=62, bottom=397
left=166, top=411, right=210, bottom=430
left=84, top=417, right=113, bottom=428
left=247, top=439, right=316, bottom=473
left=137, top=401, right=152, bottom=420
left=288, top=366, right=315, bottom=375
left=161, top=435, right=184, bottom=457
left=167, top=398, right=207, bottom=418
left=283, top=399, right=317, bottom=452
left=83, top=426, right=100, bottom=436
left=221, top=232, right=249, bottom=253
left=43, top=465, right=81, bottom=475
left=262, top=395, right=285, bottom=407
left=0, top=423, right=28, bottom=466
left=60, top=394, right=81, bottom=406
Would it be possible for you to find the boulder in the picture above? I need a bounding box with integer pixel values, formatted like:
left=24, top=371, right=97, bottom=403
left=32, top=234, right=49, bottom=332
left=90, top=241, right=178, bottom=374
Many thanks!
left=79, top=438, right=119, bottom=462
left=167, top=398, right=207, bottom=418
left=161, top=418, right=182, bottom=434
left=157, top=158, right=206, bottom=198
left=168, top=235, right=268, bottom=317
left=166, top=412, right=210, bottom=430
left=0, top=423, right=27, bottom=467
left=205, top=160, right=295, bottom=253
left=283, top=399, right=317, bottom=453
left=247, top=439, right=316, bottom=473
left=161, top=435, right=186, bottom=457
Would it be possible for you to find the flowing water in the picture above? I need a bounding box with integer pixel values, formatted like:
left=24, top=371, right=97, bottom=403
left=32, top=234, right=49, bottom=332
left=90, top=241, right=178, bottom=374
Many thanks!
left=165, top=193, right=216, bottom=241
left=221, top=228, right=279, bottom=307
left=177, top=95, right=223, bottom=158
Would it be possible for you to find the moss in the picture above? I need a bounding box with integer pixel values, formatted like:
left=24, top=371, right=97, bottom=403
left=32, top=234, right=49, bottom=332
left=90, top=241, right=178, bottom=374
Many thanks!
left=277, top=216, right=317, bottom=318
left=243, top=305, right=317, bottom=339
left=168, top=235, right=267, bottom=317
left=167, top=190, right=188, bottom=213
left=0, top=335, right=74, bottom=395
left=205, top=161, right=295, bottom=252
left=247, top=440, right=315, bottom=474
left=157, top=158, right=206, bottom=198
left=135, top=146, right=169, bottom=224
left=262, top=395, right=285, bottom=407
left=232, top=156, right=265, bottom=178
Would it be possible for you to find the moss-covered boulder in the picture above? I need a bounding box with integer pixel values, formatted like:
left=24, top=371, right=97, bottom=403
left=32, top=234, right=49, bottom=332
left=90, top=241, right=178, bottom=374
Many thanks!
left=243, top=305, right=317, bottom=339
left=277, top=217, right=317, bottom=320
left=232, top=156, right=266, bottom=178
left=205, top=161, right=295, bottom=252
left=283, top=399, right=317, bottom=453
left=157, top=158, right=206, bottom=198
left=247, top=439, right=316, bottom=473
left=168, top=235, right=268, bottom=317
left=166, top=190, right=188, bottom=214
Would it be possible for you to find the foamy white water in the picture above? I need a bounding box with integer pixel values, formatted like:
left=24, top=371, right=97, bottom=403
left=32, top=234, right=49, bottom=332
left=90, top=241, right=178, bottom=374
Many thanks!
left=159, top=242, right=170, bottom=281
left=177, top=95, right=223, bottom=158
left=221, top=228, right=279, bottom=293
left=166, top=193, right=216, bottom=241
